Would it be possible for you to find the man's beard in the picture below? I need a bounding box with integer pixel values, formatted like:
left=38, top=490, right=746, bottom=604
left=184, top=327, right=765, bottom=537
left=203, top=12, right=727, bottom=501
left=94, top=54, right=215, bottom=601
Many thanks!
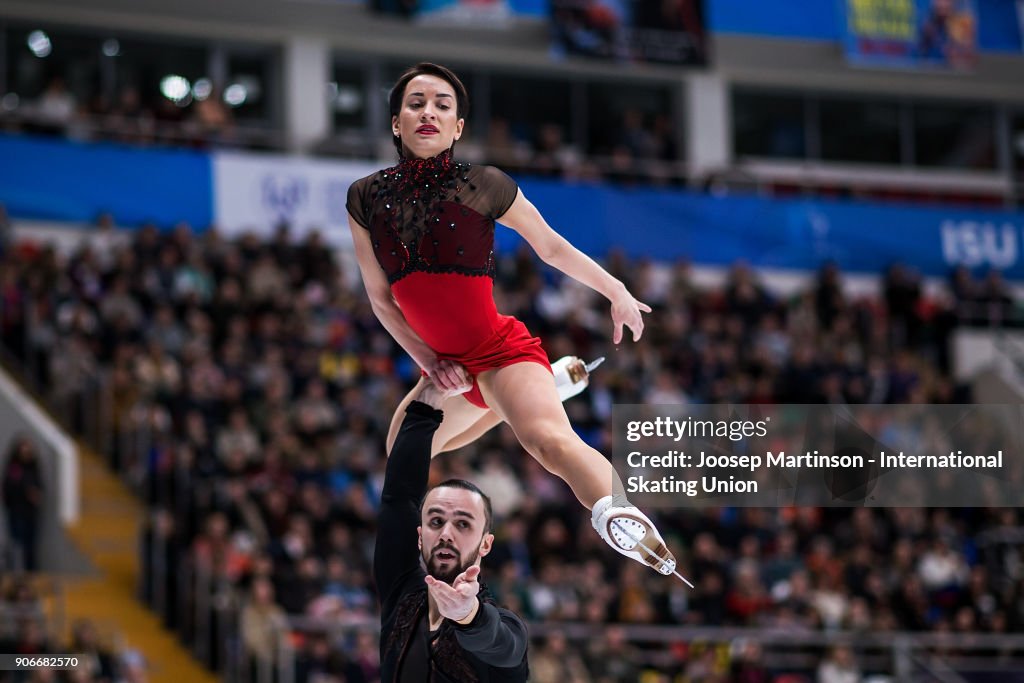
left=424, top=542, right=480, bottom=584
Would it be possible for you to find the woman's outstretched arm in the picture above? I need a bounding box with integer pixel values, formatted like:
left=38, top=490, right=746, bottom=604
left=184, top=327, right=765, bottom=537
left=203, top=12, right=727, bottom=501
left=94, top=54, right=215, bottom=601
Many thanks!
left=497, top=191, right=651, bottom=344
left=348, top=214, right=469, bottom=390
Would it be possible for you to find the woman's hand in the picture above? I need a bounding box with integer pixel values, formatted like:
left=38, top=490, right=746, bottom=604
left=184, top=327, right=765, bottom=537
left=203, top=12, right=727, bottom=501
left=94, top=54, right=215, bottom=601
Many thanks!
left=610, top=289, right=652, bottom=344
left=417, top=375, right=472, bottom=409
left=424, top=358, right=473, bottom=394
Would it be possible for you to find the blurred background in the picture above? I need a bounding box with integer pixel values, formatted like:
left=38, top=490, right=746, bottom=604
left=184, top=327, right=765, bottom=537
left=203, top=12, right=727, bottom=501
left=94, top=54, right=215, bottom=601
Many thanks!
left=0, top=0, right=1023, bottom=681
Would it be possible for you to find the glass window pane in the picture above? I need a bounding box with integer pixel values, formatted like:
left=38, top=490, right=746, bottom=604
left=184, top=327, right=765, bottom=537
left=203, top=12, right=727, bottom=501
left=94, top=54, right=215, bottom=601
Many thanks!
left=489, top=73, right=571, bottom=149
left=226, top=51, right=274, bottom=122
left=5, top=23, right=101, bottom=104
left=113, top=36, right=207, bottom=113
left=586, top=81, right=677, bottom=159
left=1013, top=112, right=1024, bottom=177
left=383, top=62, right=409, bottom=85
left=912, top=102, right=995, bottom=170
left=733, top=90, right=806, bottom=159
left=819, top=97, right=901, bottom=164
left=331, top=64, right=367, bottom=130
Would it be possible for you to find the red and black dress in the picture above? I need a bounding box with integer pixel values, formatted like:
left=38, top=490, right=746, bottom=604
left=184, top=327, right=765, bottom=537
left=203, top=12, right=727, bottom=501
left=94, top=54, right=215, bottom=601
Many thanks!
left=346, top=151, right=551, bottom=409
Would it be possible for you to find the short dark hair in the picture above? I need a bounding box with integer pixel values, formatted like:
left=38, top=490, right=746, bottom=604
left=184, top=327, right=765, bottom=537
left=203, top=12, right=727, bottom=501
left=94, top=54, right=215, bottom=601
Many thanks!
left=388, top=62, right=469, bottom=157
left=420, top=479, right=492, bottom=534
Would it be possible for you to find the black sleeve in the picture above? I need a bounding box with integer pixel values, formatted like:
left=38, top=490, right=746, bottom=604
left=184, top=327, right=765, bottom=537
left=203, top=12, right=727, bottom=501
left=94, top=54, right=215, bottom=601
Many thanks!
left=453, top=603, right=529, bottom=668
left=373, top=401, right=443, bottom=606
left=477, top=166, right=519, bottom=220
left=346, top=179, right=371, bottom=229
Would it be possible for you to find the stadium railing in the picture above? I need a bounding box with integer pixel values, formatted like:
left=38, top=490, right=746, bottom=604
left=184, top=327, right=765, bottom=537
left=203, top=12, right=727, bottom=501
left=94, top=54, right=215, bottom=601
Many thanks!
left=0, top=110, right=287, bottom=152
left=200, top=610, right=1024, bottom=683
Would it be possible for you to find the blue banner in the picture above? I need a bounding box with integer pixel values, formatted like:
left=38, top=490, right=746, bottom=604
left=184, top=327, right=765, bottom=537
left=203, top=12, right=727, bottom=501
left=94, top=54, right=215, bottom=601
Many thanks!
left=371, top=0, right=543, bottom=24
left=506, top=179, right=1024, bottom=280
left=2, top=135, right=1022, bottom=281
left=707, top=0, right=841, bottom=40
left=0, top=134, right=213, bottom=228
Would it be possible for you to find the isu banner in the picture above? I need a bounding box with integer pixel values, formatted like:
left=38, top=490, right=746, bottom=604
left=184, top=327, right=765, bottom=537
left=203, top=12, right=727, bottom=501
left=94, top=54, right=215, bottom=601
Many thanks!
left=211, top=152, right=378, bottom=246
left=2, top=137, right=1023, bottom=279
left=511, top=179, right=1024, bottom=279
left=840, top=0, right=978, bottom=70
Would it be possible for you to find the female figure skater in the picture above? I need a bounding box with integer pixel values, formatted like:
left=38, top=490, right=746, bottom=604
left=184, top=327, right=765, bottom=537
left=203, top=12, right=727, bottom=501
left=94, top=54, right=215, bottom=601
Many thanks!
left=346, top=62, right=676, bottom=577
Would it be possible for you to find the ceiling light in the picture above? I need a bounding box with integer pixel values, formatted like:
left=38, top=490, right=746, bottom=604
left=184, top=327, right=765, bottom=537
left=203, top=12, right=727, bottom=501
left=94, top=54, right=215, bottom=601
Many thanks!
left=27, top=30, right=52, bottom=58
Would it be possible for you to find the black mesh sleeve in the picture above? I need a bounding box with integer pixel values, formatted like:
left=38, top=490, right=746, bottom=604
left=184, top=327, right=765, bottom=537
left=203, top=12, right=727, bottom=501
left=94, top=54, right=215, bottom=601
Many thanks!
left=346, top=178, right=371, bottom=229
left=476, top=166, right=520, bottom=220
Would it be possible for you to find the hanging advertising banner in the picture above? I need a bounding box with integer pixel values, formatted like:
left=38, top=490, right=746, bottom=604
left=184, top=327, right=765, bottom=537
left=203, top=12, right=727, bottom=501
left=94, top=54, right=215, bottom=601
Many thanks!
left=370, top=0, right=543, bottom=26
left=840, top=0, right=978, bottom=70
left=550, top=0, right=707, bottom=65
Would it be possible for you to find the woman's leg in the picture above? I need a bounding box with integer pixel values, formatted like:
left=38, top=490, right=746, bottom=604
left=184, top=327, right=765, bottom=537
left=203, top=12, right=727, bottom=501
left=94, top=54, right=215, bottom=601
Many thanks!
left=437, top=412, right=504, bottom=453
left=476, top=361, right=676, bottom=575
left=425, top=354, right=597, bottom=454
left=385, top=376, right=492, bottom=457
left=476, top=362, right=609, bottom=507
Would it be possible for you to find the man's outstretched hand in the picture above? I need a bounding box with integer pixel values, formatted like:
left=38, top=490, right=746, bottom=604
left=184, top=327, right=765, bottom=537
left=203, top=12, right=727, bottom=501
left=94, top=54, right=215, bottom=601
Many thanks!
left=425, top=565, right=481, bottom=624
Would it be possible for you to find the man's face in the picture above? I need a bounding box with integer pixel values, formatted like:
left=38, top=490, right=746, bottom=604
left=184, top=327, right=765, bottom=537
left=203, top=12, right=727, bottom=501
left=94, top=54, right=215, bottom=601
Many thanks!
left=419, top=487, right=493, bottom=584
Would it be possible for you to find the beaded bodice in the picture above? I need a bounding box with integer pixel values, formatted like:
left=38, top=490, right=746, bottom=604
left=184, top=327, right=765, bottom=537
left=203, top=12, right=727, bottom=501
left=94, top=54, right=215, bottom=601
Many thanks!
left=347, top=152, right=519, bottom=285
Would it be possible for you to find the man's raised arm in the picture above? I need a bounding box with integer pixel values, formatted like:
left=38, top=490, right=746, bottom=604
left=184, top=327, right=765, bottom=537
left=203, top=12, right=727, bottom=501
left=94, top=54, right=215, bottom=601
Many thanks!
left=373, top=386, right=446, bottom=605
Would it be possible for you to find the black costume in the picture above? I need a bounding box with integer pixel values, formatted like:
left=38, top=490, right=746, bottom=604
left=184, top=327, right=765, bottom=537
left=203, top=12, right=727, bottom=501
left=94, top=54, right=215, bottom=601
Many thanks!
left=374, top=401, right=529, bottom=682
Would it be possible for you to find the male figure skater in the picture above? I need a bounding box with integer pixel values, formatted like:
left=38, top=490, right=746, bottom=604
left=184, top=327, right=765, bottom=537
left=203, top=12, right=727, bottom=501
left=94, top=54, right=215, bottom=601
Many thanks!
left=375, top=381, right=529, bottom=682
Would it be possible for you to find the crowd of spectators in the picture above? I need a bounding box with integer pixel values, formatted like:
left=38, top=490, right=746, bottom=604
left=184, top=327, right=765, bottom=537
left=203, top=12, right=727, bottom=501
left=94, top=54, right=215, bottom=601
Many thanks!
left=1, top=78, right=254, bottom=151
left=2, top=75, right=683, bottom=183
left=460, top=111, right=682, bottom=187
left=0, top=574, right=137, bottom=683
left=1, top=214, right=1023, bottom=683
left=10, top=74, right=1018, bottom=206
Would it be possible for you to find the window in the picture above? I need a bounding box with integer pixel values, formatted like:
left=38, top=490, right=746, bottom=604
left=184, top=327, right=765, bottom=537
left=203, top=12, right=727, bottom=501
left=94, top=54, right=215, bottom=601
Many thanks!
left=733, top=90, right=806, bottom=159
left=912, top=102, right=996, bottom=170
left=226, top=50, right=276, bottom=121
left=819, top=97, right=901, bottom=164
left=5, top=24, right=102, bottom=104
left=1013, top=112, right=1024, bottom=177
left=113, top=35, right=208, bottom=111
left=330, top=64, right=367, bottom=130
left=489, top=73, right=571, bottom=149
left=586, top=81, right=676, bottom=159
